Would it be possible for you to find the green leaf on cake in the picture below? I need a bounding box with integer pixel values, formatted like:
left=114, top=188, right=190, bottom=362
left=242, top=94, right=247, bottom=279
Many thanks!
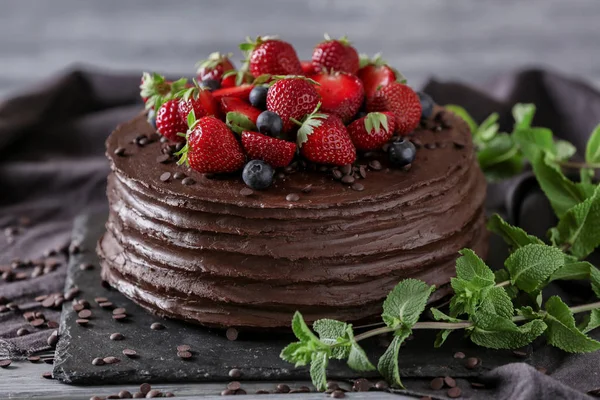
left=487, top=214, right=544, bottom=250
left=543, top=296, right=600, bottom=353
left=226, top=112, right=257, bottom=135
left=382, top=279, right=434, bottom=330
left=512, top=103, right=536, bottom=130
left=505, top=244, right=565, bottom=293
left=377, top=328, right=411, bottom=388
left=551, top=185, right=600, bottom=259
left=469, top=312, right=547, bottom=350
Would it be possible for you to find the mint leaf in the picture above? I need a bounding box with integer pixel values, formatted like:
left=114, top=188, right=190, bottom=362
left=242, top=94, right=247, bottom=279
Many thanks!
left=445, top=104, right=478, bottom=134
left=470, top=312, right=547, bottom=349
left=518, top=306, right=543, bottom=320
left=552, top=185, right=600, bottom=259
left=291, top=311, right=320, bottom=344
left=553, top=140, right=577, bottom=161
left=280, top=342, right=312, bottom=366
left=544, top=296, right=600, bottom=353
left=477, top=113, right=499, bottom=141
left=495, top=270, right=520, bottom=299
left=483, top=154, right=524, bottom=182
left=450, top=250, right=495, bottom=316
left=226, top=112, right=257, bottom=135
left=477, top=134, right=519, bottom=169
left=431, top=308, right=462, bottom=322
left=531, top=153, right=588, bottom=218
left=585, top=124, right=600, bottom=164
left=377, top=328, right=410, bottom=388
left=581, top=309, right=600, bottom=334
left=478, top=286, right=514, bottom=319
left=313, top=319, right=350, bottom=359
left=549, top=261, right=600, bottom=299
left=512, top=103, right=536, bottom=130
left=455, top=249, right=495, bottom=283
left=513, top=127, right=554, bottom=161
left=505, top=244, right=565, bottom=293
left=382, top=279, right=434, bottom=329
left=346, top=326, right=375, bottom=372
left=310, top=352, right=329, bottom=391
left=434, top=330, right=452, bottom=348
left=487, top=214, right=543, bottom=250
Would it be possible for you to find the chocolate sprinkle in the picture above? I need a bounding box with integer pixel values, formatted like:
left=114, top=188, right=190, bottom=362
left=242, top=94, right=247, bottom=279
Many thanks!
left=122, top=349, right=137, bottom=357
left=301, top=184, right=313, bottom=193
left=286, top=193, right=300, bottom=202
left=42, top=371, right=53, bottom=379
left=176, top=344, right=191, bottom=352
left=227, top=381, right=241, bottom=390
left=150, top=322, right=165, bottom=330
left=447, top=387, right=462, bottom=398
left=76, top=318, right=89, bottom=326
left=351, top=182, right=364, bottom=191
left=226, top=327, right=239, bottom=341
left=341, top=175, right=355, bottom=184
left=229, top=368, right=242, bottom=378
left=92, top=357, right=105, bottom=366
left=0, top=359, right=11, bottom=368
left=453, top=351, right=466, bottom=359
left=173, top=171, right=186, bottom=180
left=465, top=357, right=480, bottom=369
left=110, top=332, right=124, bottom=341
left=181, top=177, right=195, bottom=185
left=331, top=390, right=345, bottom=398
left=430, top=377, right=444, bottom=390
left=444, top=376, right=457, bottom=388
left=239, top=188, right=254, bottom=197
left=140, top=383, right=152, bottom=395
left=159, top=172, right=171, bottom=182
left=114, top=147, right=126, bottom=157
left=177, top=350, right=192, bottom=359
left=156, top=154, right=170, bottom=164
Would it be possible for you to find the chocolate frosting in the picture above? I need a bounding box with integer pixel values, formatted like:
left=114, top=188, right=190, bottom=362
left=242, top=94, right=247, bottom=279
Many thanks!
left=98, top=108, right=488, bottom=328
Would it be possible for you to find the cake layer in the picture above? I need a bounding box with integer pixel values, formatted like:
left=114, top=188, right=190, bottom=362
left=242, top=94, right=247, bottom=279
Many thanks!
left=99, top=109, right=488, bottom=328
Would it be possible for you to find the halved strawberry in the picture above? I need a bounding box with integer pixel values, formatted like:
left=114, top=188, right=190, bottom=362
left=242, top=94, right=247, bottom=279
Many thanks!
left=357, top=54, right=401, bottom=100
left=220, top=97, right=262, bottom=124
left=241, top=131, right=296, bottom=168
left=312, top=71, right=364, bottom=123
left=347, top=112, right=396, bottom=150
left=212, top=84, right=254, bottom=102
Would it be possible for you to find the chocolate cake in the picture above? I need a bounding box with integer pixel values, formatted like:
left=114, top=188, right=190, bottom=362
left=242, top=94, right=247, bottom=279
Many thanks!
left=98, top=107, right=487, bottom=328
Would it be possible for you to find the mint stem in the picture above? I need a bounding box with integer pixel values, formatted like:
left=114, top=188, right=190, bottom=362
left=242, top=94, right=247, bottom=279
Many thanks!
left=496, top=280, right=511, bottom=288
left=559, top=160, right=600, bottom=169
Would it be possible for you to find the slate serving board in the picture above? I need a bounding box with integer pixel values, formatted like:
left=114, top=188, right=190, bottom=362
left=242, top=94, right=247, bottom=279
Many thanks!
left=52, top=213, right=527, bottom=385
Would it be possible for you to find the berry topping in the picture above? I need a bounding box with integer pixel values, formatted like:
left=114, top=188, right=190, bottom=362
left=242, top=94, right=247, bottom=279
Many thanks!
left=357, top=54, right=400, bottom=100
left=220, top=97, right=262, bottom=124
left=388, top=139, right=416, bottom=167
left=418, top=92, right=434, bottom=119
left=300, top=60, right=320, bottom=76
left=241, top=131, right=296, bottom=168
left=242, top=160, right=274, bottom=190
left=311, top=34, right=360, bottom=74
left=367, top=82, right=421, bottom=135
left=177, top=114, right=245, bottom=174
left=347, top=112, right=396, bottom=151
left=256, top=111, right=283, bottom=137
left=266, top=76, right=320, bottom=132
left=312, top=71, right=364, bottom=123
left=296, top=105, right=356, bottom=166
left=249, top=86, right=269, bottom=109
left=241, top=36, right=303, bottom=78
left=200, top=78, right=221, bottom=92
left=140, top=73, right=188, bottom=111
left=195, top=52, right=235, bottom=86
left=212, top=84, right=254, bottom=103
left=156, top=99, right=188, bottom=142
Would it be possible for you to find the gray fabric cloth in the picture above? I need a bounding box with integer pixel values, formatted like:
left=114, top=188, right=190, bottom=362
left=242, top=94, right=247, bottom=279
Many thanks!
left=0, top=67, right=599, bottom=399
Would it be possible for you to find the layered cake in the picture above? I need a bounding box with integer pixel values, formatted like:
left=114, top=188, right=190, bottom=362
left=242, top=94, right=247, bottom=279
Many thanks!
left=98, top=35, right=488, bottom=328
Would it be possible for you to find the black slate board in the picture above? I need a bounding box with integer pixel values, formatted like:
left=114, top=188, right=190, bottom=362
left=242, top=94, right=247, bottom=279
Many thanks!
left=53, top=213, right=528, bottom=384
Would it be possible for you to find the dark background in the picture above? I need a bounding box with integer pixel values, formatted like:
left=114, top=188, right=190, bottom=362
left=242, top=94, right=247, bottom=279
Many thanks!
left=1, top=0, right=600, bottom=98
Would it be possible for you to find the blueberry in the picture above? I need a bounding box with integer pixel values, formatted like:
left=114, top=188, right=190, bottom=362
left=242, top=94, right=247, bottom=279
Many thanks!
left=256, top=111, right=283, bottom=137
left=242, top=160, right=274, bottom=190
left=249, top=86, right=269, bottom=109
left=388, top=139, right=416, bottom=167
left=200, top=78, right=220, bottom=91
left=418, top=92, right=434, bottom=119
left=147, top=108, right=157, bottom=130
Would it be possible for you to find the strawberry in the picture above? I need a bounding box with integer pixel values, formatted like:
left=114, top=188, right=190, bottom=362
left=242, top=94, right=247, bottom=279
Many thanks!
left=347, top=112, right=396, bottom=150
left=140, top=72, right=188, bottom=111
left=266, top=77, right=320, bottom=132
left=311, top=35, right=360, bottom=74
left=196, top=52, right=235, bottom=86
left=241, top=131, right=296, bottom=168
left=176, top=85, right=219, bottom=121
left=312, top=71, right=364, bottom=123
left=156, top=99, right=188, bottom=142
left=178, top=115, right=245, bottom=173
left=220, top=97, right=262, bottom=124
left=212, top=84, right=254, bottom=103
left=300, top=60, right=320, bottom=76
left=241, top=36, right=302, bottom=78
left=357, top=54, right=400, bottom=100
left=296, top=107, right=356, bottom=166
left=367, top=82, right=421, bottom=135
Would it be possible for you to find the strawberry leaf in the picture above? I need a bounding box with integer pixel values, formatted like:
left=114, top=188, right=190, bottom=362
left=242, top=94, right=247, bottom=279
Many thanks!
left=364, top=112, right=389, bottom=135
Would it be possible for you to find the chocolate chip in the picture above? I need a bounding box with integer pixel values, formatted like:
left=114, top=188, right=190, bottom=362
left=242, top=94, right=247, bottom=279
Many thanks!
left=276, top=384, right=290, bottom=393
left=221, top=389, right=236, bottom=396
left=123, top=349, right=137, bottom=358
left=226, top=327, right=239, bottom=341
left=430, top=377, right=444, bottom=390
left=465, top=357, right=480, bottom=369
left=447, top=387, right=462, bottom=398
left=512, top=350, right=527, bottom=358
left=301, top=184, right=312, bottom=193
left=235, top=389, right=247, bottom=395
left=326, top=382, right=339, bottom=391
left=42, top=357, right=54, bottom=364
left=177, top=350, right=192, bottom=359
left=437, top=142, right=448, bottom=148
left=351, top=182, right=364, bottom=191
left=359, top=165, right=367, bottom=178
left=112, top=307, right=126, bottom=315
left=113, top=314, right=127, bottom=321
left=79, top=299, right=91, bottom=308
left=133, top=393, right=145, bottom=398
left=114, top=147, right=127, bottom=156
left=47, top=320, right=59, bottom=329
left=286, top=193, right=300, bottom=202
left=150, top=322, right=165, bottom=330
left=160, top=136, right=168, bottom=143
left=239, top=188, right=253, bottom=197
left=156, top=154, right=171, bottom=164
left=453, top=351, right=465, bottom=359
left=175, top=142, right=185, bottom=152
left=165, top=393, right=174, bottom=398
left=298, top=386, right=310, bottom=393
left=160, top=172, right=171, bottom=182
left=173, top=172, right=186, bottom=180
left=42, top=371, right=53, bottom=379
left=146, top=389, right=162, bottom=398
left=34, top=295, right=47, bottom=303
left=176, top=344, right=191, bottom=352
left=78, top=309, right=92, bottom=319
left=0, top=359, right=11, bottom=368
left=17, top=327, right=29, bottom=336
left=453, top=141, right=465, bottom=149
left=375, top=380, right=388, bottom=390
left=255, top=390, right=270, bottom=394
left=110, top=332, right=124, bottom=341
left=331, top=390, right=345, bottom=398
left=424, top=142, right=436, bottom=149
left=76, top=318, right=89, bottom=326
left=47, top=331, right=59, bottom=347
left=181, top=177, right=195, bottom=186
left=99, top=302, right=114, bottom=309
left=353, top=378, right=372, bottom=392
left=103, top=356, right=120, bottom=364
left=140, top=383, right=152, bottom=395
left=73, top=303, right=84, bottom=312
left=94, top=297, right=108, bottom=303
left=227, top=381, right=241, bottom=390
left=444, top=376, right=457, bottom=388
left=27, top=355, right=40, bottom=363
left=229, top=368, right=242, bottom=378
left=30, top=318, right=46, bottom=327
left=69, top=243, right=82, bottom=254
left=332, top=169, right=343, bottom=180
left=92, top=357, right=105, bottom=366
left=471, top=382, right=486, bottom=388
left=340, top=164, right=352, bottom=175
left=341, top=175, right=355, bottom=184
left=119, top=390, right=133, bottom=399
left=64, top=287, right=80, bottom=301
left=536, top=366, right=548, bottom=374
